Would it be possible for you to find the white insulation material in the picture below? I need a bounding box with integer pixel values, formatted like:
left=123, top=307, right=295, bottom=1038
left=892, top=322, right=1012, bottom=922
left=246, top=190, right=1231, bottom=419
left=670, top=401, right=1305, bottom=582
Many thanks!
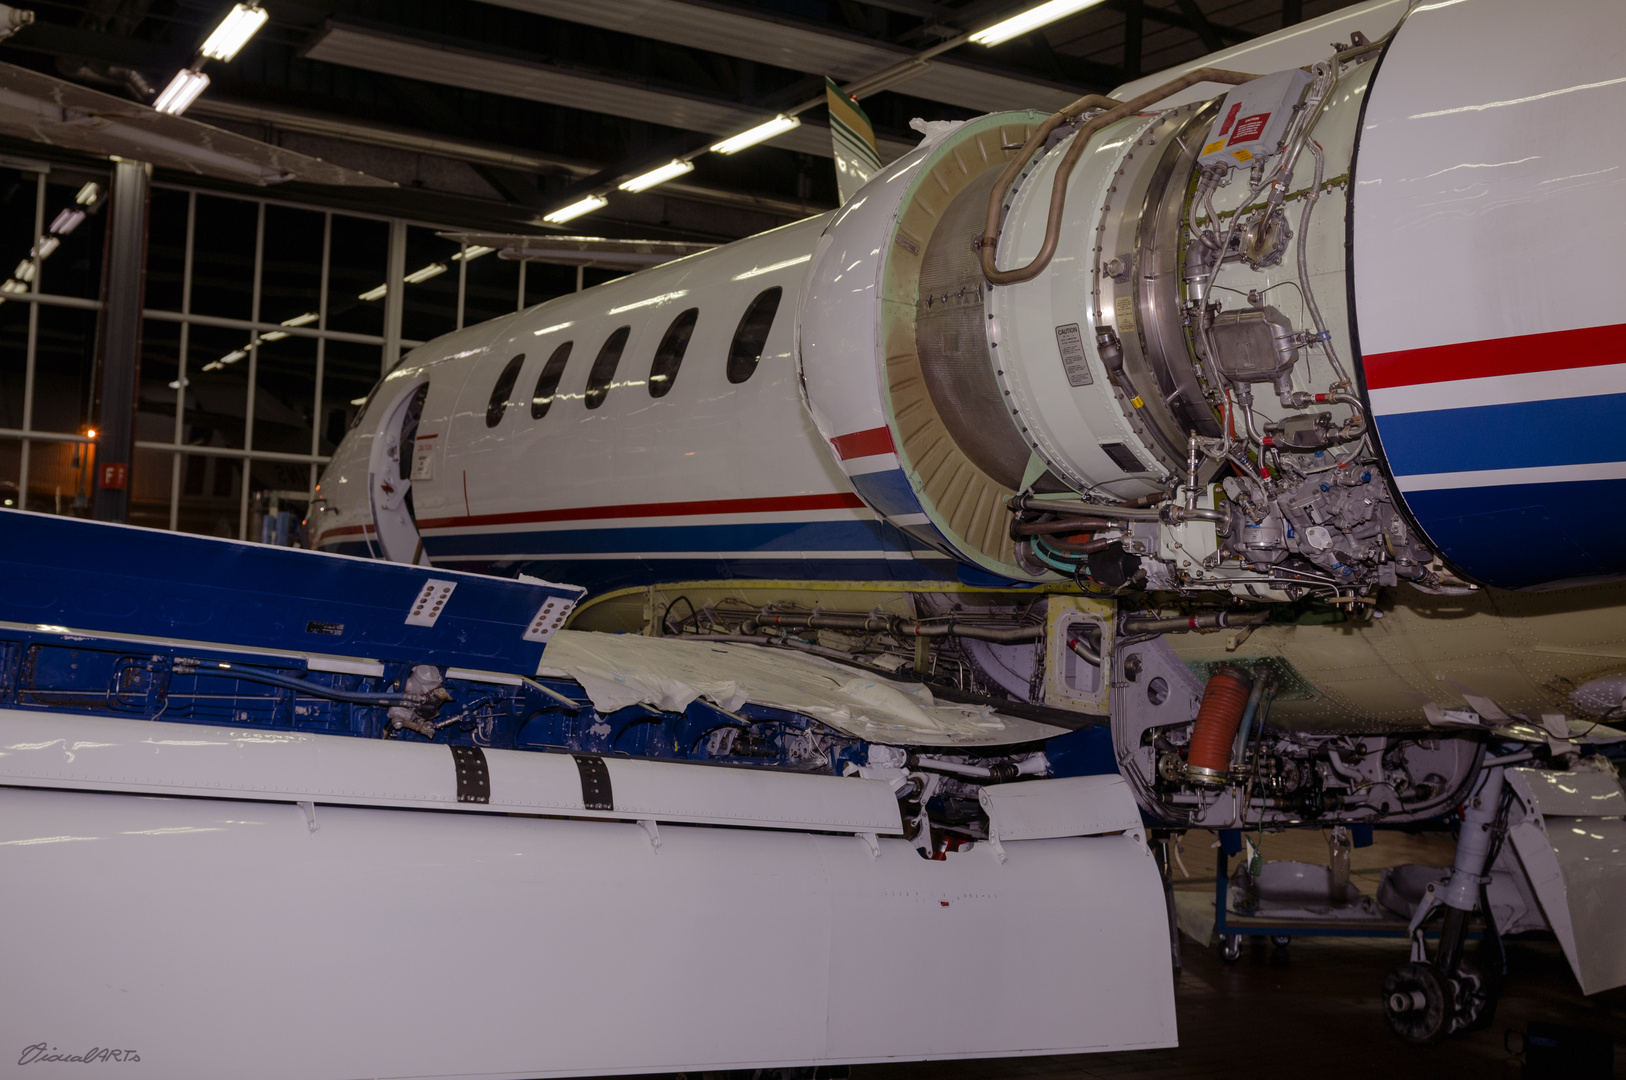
left=540, top=630, right=1066, bottom=746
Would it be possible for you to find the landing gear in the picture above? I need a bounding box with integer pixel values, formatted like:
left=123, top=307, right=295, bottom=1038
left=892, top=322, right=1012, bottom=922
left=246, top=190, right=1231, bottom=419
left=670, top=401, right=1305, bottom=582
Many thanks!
left=1383, top=962, right=1449, bottom=1044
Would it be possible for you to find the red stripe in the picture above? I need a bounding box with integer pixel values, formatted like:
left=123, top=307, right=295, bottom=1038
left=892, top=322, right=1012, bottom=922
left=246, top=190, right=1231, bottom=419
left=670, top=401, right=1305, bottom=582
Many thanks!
left=415, top=433, right=439, bottom=440
left=320, top=523, right=374, bottom=539
left=417, top=491, right=865, bottom=532
left=830, top=425, right=895, bottom=460
left=1363, top=323, right=1625, bottom=390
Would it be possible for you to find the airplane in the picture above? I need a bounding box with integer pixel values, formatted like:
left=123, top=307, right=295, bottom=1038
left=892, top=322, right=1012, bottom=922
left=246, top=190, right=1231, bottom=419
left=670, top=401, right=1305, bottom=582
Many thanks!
left=1, top=0, right=1621, bottom=1074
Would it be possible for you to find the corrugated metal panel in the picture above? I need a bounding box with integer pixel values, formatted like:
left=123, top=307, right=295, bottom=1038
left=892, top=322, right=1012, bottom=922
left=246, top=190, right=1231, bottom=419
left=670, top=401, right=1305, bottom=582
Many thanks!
left=303, top=22, right=914, bottom=161
left=483, top=0, right=1081, bottom=113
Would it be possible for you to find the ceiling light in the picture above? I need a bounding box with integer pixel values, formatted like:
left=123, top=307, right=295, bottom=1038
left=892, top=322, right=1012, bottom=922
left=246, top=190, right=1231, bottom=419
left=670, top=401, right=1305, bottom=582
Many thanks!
left=969, top=0, right=1105, bottom=46
left=49, top=209, right=85, bottom=235
left=13, top=260, right=34, bottom=282
left=169, top=378, right=189, bottom=389
left=153, top=69, right=210, bottom=116
left=403, top=263, right=447, bottom=284
left=451, top=245, right=495, bottom=261
left=31, top=236, right=58, bottom=259
left=74, top=182, right=98, bottom=205
left=280, top=312, right=318, bottom=327
left=0, top=279, right=27, bottom=294
left=619, top=159, right=694, bottom=193
left=199, top=4, right=269, bottom=62
left=358, top=283, right=388, bottom=302
left=219, top=349, right=247, bottom=365
left=350, top=396, right=368, bottom=405
left=543, top=195, right=608, bottom=224
left=710, top=115, right=800, bottom=155
left=257, top=330, right=288, bottom=342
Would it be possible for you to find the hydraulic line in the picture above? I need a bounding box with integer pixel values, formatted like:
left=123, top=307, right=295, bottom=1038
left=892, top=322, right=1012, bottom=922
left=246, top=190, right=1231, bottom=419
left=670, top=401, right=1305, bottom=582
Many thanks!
left=741, top=611, right=1041, bottom=644
left=980, top=67, right=1259, bottom=286
left=1120, top=610, right=1270, bottom=634
left=173, top=658, right=412, bottom=707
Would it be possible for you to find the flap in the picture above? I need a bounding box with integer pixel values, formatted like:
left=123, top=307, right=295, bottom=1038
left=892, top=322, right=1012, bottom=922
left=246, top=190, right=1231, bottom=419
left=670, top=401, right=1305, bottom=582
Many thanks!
left=979, top=774, right=1142, bottom=841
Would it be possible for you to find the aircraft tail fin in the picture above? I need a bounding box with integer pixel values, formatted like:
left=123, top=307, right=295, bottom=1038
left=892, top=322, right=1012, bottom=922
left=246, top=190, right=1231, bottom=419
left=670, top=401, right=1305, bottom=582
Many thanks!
left=826, top=77, right=881, bottom=205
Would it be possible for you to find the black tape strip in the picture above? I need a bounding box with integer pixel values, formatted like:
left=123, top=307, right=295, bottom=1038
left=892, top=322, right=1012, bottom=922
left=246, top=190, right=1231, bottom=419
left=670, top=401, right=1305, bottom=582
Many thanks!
left=451, top=745, right=490, bottom=804
left=573, top=754, right=613, bottom=811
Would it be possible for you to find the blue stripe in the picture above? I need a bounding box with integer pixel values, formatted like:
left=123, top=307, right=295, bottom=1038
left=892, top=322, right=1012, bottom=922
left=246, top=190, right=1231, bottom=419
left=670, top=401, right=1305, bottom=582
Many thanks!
left=433, top=557, right=959, bottom=594
left=1376, top=393, right=1626, bottom=475
left=849, top=468, right=923, bottom=519
left=1403, top=477, right=1626, bottom=588
left=421, top=518, right=913, bottom=558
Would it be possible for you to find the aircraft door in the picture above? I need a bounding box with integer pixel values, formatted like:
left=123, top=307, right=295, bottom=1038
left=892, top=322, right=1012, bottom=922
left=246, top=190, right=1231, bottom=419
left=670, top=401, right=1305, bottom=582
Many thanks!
left=368, top=379, right=430, bottom=564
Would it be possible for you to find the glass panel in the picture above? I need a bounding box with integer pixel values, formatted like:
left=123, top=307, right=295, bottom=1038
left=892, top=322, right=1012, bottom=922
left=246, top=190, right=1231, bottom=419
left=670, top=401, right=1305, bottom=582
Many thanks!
left=400, top=226, right=459, bottom=344
left=0, top=438, right=18, bottom=508
left=0, top=290, right=29, bottom=430
left=0, top=168, right=40, bottom=294
left=260, top=205, right=326, bottom=330
left=726, top=287, right=783, bottom=384
left=146, top=187, right=190, bottom=312
left=584, top=326, right=630, bottom=410
left=138, top=317, right=183, bottom=437
left=252, top=332, right=318, bottom=457
left=462, top=246, right=520, bottom=327
left=321, top=339, right=383, bottom=452
left=249, top=455, right=315, bottom=544
left=530, top=341, right=572, bottom=419
left=648, top=307, right=698, bottom=398
left=174, top=454, right=241, bottom=538
left=40, top=172, right=107, bottom=299
left=25, top=436, right=92, bottom=514
left=31, top=304, right=98, bottom=434
left=127, top=445, right=174, bottom=531
left=522, top=260, right=574, bottom=310
left=486, top=353, right=526, bottom=428
left=327, top=215, right=388, bottom=338
left=184, top=322, right=253, bottom=449
left=189, top=194, right=259, bottom=320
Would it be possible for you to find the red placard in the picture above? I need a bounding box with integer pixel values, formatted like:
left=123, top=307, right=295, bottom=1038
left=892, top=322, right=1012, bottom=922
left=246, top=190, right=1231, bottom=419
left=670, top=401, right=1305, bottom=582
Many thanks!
left=99, top=462, right=128, bottom=491
left=1228, top=112, right=1270, bottom=145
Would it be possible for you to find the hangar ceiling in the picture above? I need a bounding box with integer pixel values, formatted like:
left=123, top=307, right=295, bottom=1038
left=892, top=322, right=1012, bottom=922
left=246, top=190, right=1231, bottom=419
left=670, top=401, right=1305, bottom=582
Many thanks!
left=2, top=0, right=1376, bottom=242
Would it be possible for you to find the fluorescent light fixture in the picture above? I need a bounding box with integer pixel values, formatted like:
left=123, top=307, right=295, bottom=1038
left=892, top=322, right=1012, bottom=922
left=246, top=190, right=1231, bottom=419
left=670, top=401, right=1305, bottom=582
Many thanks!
left=199, top=3, right=269, bottom=62
left=619, top=159, right=694, bottom=193
left=0, top=279, right=27, bottom=294
left=543, top=195, right=608, bottom=224
left=358, top=283, right=388, bottom=302
left=969, top=0, right=1105, bottom=46
left=607, top=289, right=688, bottom=315
left=451, top=245, right=495, bottom=261
left=403, top=263, right=447, bottom=284
left=13, top=260, right=34, bottom=283
left=153, top=68, right=210, bottom=115
left=532, top=321, right=573, bottom=336
left=219, top=349, right=248, bottom=365
left=168, top=378, right=189, bottom=389
left=257, top=330, right=289, bottom=342
left=31, top=236, right=59, bottom=259
left=710, top=114, right=800, bottom=155
left=280, top=312, right=318, bottom=327
left=732, top=253, right=812, bottom=280
left=350, top=396, right=369, bottom=405
left=49, top=208, right=85, bottom=235
left=74, top=182, right=99, bottom=205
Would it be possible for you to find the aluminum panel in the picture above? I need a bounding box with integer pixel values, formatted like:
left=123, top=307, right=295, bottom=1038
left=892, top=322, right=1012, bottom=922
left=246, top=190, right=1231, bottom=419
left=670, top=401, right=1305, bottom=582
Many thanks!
left=979, top=773, right=1144, bottom=841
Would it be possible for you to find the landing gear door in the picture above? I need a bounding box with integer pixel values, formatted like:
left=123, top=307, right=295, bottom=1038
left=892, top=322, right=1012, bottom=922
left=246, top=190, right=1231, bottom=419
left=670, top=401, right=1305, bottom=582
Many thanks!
left=1505, top=767, right=1626, bottom=995
left=368, top=380, right=430, bottom=565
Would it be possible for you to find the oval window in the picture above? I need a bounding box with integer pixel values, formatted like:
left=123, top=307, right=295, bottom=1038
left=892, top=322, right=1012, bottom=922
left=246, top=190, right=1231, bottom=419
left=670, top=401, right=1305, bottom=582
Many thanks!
left=726, top=287, right=782, bottom=384
left=648, top=308, right=699, bottom=398
left=584, top=326, right=631, bottom=410
left=530, top=341, right=573, bottom=419
left=485, top=353, right=525, bottom=428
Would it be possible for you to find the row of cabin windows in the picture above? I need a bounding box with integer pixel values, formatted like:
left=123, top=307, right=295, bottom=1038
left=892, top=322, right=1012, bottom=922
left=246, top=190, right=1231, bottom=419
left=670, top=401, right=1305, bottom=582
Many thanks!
left=484, top=287, right=782, bottom=428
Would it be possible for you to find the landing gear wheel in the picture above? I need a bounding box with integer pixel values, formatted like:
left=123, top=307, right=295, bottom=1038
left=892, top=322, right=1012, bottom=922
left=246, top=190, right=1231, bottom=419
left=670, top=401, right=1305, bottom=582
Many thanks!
left=1383, top=961, right=1449, bottom=1045
left=1451, top=956, right=1497, bottom=1033
left=1218, top=934, right=1243, bottom=964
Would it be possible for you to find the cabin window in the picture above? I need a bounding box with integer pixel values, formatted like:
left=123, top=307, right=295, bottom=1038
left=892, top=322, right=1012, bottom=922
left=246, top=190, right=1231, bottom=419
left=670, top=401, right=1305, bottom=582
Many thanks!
left=584, top=325, right=631, bottom=410
left=530, top=341, right=573, bottom=419
left=648, top=308, right=699, bottom=398
left=726, top=287, right=782, bottom=384
left=485, top=353, right=525, bottom=428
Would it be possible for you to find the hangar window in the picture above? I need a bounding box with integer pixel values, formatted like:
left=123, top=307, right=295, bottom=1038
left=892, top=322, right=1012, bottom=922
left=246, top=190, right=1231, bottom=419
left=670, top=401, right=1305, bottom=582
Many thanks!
left=584, top=326, right=631, bottom=410
left=726, top=287, right=782, bottom=384
left=648, top=308, right=699, bottom=398
left=530, top=341, right=573, bottom=419
left=485, top=353, right=525, bottom=428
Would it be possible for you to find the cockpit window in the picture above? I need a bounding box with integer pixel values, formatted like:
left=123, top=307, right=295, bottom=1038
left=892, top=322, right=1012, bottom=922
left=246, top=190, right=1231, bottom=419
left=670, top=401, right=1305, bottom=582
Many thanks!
left=726, top=287, right=782, bottom=384
left=530, top=341, right=573, bottom=419
left=485, top=354, right=525, bottom=428
left=648, top=308, right=699, bottom=398
left=584, top=326, right=631, bottom=410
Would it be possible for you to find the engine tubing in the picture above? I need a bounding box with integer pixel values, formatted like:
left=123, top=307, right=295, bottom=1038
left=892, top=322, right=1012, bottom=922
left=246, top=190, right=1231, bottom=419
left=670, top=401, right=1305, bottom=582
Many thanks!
left=1187, top=667, right=1254, bottom=780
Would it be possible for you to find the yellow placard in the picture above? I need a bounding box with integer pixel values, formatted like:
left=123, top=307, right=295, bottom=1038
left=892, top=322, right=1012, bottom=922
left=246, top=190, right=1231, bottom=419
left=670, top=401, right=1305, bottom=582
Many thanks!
left=1202, top=140, right=1226, bottom=156
left=1232, top=148, right=1254, bottom=162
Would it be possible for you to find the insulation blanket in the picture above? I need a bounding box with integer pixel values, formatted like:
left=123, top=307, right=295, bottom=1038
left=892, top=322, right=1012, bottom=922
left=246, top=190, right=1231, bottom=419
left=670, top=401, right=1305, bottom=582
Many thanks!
left=538, top=630, right=1067, bottom=746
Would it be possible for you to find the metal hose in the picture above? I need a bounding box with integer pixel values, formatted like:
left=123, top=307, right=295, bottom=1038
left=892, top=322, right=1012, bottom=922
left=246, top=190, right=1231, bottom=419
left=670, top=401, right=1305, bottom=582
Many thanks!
left=980, top=67, right=1259, bottom=286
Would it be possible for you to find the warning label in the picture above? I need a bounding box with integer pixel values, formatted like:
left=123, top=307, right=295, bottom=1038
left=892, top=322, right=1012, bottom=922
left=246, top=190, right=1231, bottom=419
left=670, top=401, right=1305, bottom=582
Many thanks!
left=1229, top=112, right=1270, bottom=145
left=1217, top=102, right=1242, bottom=136
left=1055, top=324, right=1094, bottom=388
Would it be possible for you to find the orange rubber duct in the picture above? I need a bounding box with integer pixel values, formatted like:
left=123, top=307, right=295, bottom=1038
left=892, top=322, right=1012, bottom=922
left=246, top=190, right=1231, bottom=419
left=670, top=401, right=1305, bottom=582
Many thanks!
left=1186, top=667, right=1253, bottom=781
